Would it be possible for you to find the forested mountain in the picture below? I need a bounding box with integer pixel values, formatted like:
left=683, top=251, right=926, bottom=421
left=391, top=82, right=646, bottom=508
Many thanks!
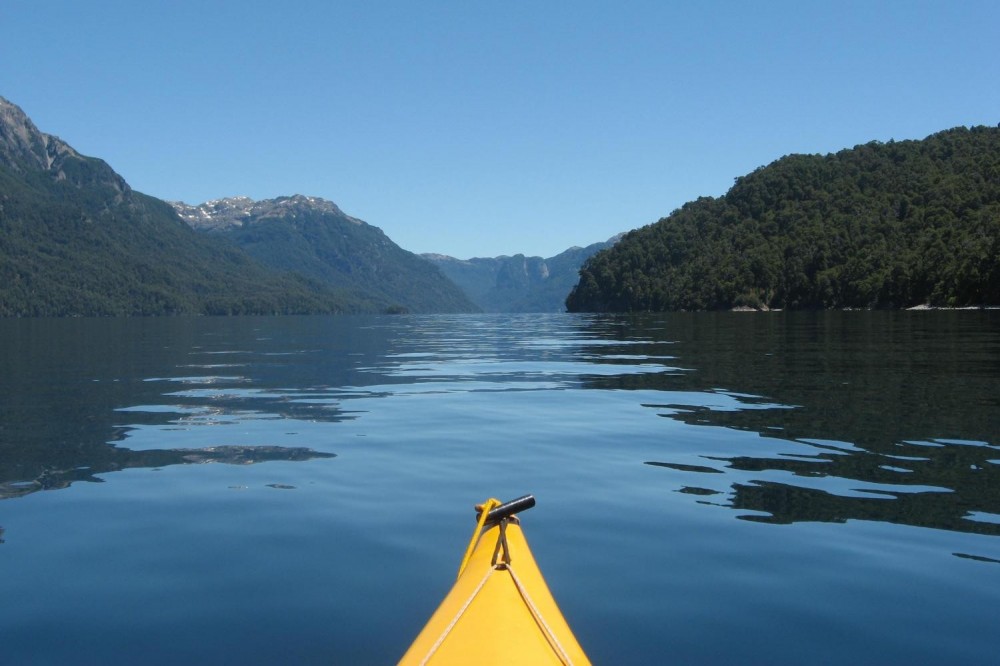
left=424, top=238, right=618, bottom=312
left=0, top=96, right=363, bottom=316
left=568, top=126, right=1000, bottom=312
left=173, top=196, right=478, bottom=314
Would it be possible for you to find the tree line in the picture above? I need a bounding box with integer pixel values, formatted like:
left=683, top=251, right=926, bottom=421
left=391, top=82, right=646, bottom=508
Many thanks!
left=567, top=126, right=1000, bottom=311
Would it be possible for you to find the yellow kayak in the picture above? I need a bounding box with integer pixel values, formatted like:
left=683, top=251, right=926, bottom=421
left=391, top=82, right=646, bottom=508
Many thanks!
left=399, top=495, right=591, bottom=665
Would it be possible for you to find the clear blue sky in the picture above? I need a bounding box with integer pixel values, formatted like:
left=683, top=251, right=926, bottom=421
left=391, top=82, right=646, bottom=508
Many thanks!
left=3, top=1, right=997, bottom=259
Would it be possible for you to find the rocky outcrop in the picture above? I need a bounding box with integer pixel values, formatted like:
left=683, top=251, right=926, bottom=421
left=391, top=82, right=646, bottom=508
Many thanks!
left=172, top=194, right=362, bottom=232
left=0, top=95, right=128, bottom=196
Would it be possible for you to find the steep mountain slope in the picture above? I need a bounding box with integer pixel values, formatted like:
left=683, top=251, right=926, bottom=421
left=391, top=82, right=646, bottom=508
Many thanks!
left=568, top=126, right=1000, bottom=312
left=173, top=196, right=478, bottom=314
left=424, top=238, right=618, bottom=312
left=0, top=96, right=356, bottom=316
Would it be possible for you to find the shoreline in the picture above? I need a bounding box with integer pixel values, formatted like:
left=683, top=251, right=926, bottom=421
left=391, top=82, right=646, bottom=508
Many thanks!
left=730, top=304, right=999, bottom=312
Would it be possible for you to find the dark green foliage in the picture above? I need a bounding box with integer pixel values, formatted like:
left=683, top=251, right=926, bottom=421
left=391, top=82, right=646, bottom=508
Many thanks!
left=1, top=95, right=475, bottom=317
left=211, top=198, right=478, bottom=314
left=567, top=126, right=1000, bottom=312
left=0, top=162, right=358, bottom=316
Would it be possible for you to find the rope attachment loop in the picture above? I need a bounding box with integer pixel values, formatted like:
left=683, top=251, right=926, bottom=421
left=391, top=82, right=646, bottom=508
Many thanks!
left=456, top=497, right=500, bottom=579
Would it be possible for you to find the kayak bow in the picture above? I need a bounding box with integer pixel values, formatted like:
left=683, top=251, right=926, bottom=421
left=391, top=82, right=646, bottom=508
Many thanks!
left=399, top=496, right=591, bottom=665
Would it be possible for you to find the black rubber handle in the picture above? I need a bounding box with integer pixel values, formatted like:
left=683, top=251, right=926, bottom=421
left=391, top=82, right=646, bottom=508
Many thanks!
left=480, top=494, right=536, bottom=523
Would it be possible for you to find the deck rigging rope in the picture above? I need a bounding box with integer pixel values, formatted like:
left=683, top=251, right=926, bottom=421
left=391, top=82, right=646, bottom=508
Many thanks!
left=417, top=565, right=497, bottom=666
left=418, top=510, right=576, bottom=666
left=504, top=561, right=575, bottom=666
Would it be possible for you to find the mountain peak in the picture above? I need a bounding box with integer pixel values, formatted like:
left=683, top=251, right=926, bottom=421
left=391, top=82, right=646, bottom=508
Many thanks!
left=0, top=96, right=129, bottom=197
left=171, top=194, right=478, bottom=313
left=0, top=96, right=80, bottom=172
left=171, top=194, right=363, bottom=232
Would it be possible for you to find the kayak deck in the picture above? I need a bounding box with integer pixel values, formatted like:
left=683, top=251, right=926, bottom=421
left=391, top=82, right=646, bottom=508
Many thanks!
left=399, top=497, right=590, bottom=665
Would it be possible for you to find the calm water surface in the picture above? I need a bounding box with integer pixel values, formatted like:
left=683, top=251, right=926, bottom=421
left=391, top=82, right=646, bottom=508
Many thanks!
left=1, top=312, right=998, bottom=664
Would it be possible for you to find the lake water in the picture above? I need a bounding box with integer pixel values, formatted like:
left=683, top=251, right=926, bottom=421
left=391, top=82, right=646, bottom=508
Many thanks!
left=1, top=312, right=998, bottom=665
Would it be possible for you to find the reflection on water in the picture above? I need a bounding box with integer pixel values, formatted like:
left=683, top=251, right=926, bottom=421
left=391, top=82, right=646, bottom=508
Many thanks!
left=1, top=312, right=998, bottom=665
left=2, top=312, right=997, bottom=537
left=0, top=317, right=377, bottom=499
left=646, top=437, right=1000, bottom=536
left=575, top=312, right=1000, bottom=541
left=0, top=446, right=334, bottom=500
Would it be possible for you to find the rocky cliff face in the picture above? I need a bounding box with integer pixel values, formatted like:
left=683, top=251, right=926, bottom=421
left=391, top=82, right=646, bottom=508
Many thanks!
left=424, top=236, right=620, bottom=312
left=0, top=96, right=76, bottom=171
left=172, top=194, right=361, bottom=232
left=0, top=96, right=129, bottom=196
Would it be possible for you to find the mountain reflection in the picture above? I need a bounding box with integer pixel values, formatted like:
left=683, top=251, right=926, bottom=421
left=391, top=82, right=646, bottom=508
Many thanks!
left=3, top=311, right=998, bottom=542
left=0, top=316, right=386, bottom=500
left=0, top=445, right=335, bottom=500
left=579, top=311, right=1000, bottom=538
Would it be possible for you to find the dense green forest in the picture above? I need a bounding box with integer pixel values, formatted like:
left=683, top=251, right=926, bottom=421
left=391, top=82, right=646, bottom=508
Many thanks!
left=0, top=164, right=362, bottom=316
left=191, top=196, right=478, bottom=314
left=0, top=96, right=468, bottom=317
left=567, top=126, right=1000, bottom=312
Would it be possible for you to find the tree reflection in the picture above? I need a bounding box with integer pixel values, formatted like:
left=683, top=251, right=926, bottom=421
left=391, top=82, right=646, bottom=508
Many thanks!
left=0, top=316, right=391, bottom=499
left=578, top=311, right=1000, bottom=537
left=0, top=445, right=335, bottom=500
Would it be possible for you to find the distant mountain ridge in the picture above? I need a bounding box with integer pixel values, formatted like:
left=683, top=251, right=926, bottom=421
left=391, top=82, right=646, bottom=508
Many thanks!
left=172, top=195, right=479, bottom=314
left=173, top=195, right=360, bottom=231
left=424, top=237, right=619, bottom=312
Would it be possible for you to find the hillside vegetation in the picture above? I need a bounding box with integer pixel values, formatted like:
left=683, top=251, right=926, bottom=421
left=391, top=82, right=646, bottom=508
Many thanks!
left=567, top=126, right=1000, bottom=312
left=0, top=164, right=354, bottom=316
left=0, top=96, right=471, bottom=316
left=176, top=196, right=478, bottom=314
